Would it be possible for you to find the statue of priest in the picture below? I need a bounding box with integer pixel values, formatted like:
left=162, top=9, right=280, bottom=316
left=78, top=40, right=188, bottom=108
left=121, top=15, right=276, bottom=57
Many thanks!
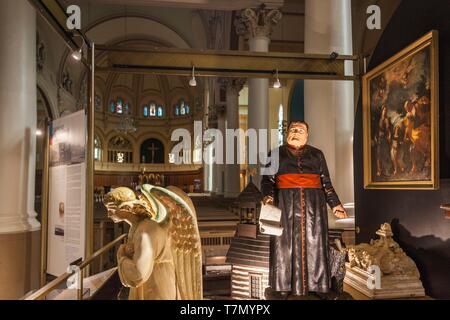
left=262, top=121, right=348, bottom=298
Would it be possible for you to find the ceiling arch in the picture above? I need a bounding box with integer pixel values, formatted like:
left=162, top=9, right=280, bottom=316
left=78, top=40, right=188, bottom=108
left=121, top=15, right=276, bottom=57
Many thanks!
left=85, top=15, right=191, bottom=49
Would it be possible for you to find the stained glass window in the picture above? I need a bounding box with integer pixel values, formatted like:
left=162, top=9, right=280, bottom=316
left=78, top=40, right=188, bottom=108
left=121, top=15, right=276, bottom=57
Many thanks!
left=95, top=95, right=102, bottom=111
left=180, top=100, right=186, bottom=115
left=149, top=102, right=156, bottom=116
left=110, top=98, right=131, bottom=114
left=143, top=102, right=164, bottom=118
left=94, top=136, right=102, bottom=161
left=174, top=99, right=190, bottom=117
left=109, top=98, right=130, bottom=114
left=116, top=98, right=123, bottom=114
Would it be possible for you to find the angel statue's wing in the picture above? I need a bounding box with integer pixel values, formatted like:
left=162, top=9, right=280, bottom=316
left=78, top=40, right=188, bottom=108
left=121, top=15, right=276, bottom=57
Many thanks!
left=140, top=184, right=203, bottom=300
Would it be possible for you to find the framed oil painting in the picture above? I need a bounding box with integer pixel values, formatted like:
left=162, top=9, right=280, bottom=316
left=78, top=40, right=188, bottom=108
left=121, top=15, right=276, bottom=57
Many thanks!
left=363, top=31, right=439, bottom=190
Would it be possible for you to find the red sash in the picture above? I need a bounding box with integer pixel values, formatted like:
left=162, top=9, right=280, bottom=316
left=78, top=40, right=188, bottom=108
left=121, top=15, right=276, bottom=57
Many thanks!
left=276, top=173, right=322, bottom=189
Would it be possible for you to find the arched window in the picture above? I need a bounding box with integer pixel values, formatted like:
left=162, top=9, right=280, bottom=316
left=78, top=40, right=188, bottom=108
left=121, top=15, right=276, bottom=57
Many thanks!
left=174, top=99, right=190, bottom=117
left=143, top=101, right=164, bottom=118
left=95, top=95, right=102, bottom=111
left=116, top=98, right=123, bottom=114
left=110, top=97, right=131, bottom=114
left=150, top=102, right=156, bottom=116
left=94, top=135, right=102, bottom=161
left=108, top=135, right=133, bottom=163
left=140, top=138, right=165, bottom=164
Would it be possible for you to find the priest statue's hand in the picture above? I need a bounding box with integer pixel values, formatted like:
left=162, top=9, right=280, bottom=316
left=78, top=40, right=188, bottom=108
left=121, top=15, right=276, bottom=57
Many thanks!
left=262, top=195, right=274, bottom=205
left=332, top=204, right=348, bottom=219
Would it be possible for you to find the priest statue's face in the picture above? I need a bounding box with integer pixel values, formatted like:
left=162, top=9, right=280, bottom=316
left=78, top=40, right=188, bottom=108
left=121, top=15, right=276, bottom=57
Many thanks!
left=287, top=122, right=308, bottom=149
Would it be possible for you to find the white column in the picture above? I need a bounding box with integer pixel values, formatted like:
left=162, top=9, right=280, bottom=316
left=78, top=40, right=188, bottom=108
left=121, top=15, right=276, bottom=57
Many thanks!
left=215, top=110, right=226, bottom=195
left=0, top=0, right=40, bottom=234
left=203, top=79, right=212, bottom=192
left=223, top=78, right=245, bottom=198
left=304, top=0, right=354, bottom=206
left=236, top=6, right=282, bottom=187
left=0, top=0, right=40, bottom=299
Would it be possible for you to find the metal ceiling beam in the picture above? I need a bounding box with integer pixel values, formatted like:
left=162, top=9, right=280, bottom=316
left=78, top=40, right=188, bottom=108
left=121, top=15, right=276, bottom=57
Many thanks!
left=96, top=46, right=358, bottom=80
left=30, top=0, right=359, bottom=81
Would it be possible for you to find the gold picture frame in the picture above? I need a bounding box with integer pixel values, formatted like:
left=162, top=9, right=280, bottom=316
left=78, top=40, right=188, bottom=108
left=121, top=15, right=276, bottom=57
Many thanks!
left=363, top=30, right=439, bottom=190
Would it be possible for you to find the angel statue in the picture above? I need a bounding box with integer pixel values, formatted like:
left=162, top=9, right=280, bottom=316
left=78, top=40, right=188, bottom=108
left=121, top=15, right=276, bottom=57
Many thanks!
left=103, top=184, right=203, bottom=300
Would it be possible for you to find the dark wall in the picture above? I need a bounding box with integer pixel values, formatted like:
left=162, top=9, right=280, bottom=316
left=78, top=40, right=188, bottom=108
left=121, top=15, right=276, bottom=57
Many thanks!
left=289, top=80, right=305, bottom=122
left=354, top=0, right=450, bottom=299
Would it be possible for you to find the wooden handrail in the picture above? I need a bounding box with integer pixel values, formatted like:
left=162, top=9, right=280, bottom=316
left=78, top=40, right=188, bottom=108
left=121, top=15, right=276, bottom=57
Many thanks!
left=25, top=234, right=127, bottom=300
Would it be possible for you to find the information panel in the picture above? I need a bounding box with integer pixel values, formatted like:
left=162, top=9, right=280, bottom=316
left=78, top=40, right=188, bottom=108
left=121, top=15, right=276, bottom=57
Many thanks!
left=47, top=110, right=86, bottom=276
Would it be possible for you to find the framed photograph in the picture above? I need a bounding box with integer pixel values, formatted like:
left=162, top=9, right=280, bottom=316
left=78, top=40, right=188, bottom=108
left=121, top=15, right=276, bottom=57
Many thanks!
left=363, top=30, right=439, bottom=189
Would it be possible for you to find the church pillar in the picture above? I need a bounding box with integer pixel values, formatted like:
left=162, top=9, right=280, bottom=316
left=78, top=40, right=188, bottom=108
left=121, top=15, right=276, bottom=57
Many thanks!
left=202, top=79, right=212, bottom=192
left=235, top=6, right=282, bottom=188
left=214, top=108, right=226, bottom=196
left=0, top=0, right=41, bottom=298
left=221, top=78, right=245, bottom=198
left=304, top=0, right=355, bottom=206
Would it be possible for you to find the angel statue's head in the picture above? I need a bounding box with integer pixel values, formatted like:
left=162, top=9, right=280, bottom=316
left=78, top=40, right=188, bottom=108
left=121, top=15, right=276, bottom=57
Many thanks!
left=103, top=187, right=156, bottom=224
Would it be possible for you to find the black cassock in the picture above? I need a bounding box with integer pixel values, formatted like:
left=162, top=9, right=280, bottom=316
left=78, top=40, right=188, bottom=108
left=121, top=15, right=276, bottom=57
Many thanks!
left=261, top=144, right=342, bottom=295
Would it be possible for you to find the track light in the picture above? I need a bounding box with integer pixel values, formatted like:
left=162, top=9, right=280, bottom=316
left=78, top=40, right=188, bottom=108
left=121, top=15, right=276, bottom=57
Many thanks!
left=71, top=35, right=87, bottom=61
left=189, top=65, right=197, bottom=87
left=71, top=48, right=82, bottom=61
left=273, top=69, right=281, bottom=89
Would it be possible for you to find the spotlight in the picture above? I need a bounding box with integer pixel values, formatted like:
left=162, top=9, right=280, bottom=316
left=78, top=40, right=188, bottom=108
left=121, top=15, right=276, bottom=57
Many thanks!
left=273, top=69, right=281, bottom=89
left=189, top=65, right=197, bottom=87
left=71, top=35, right=87, bottom=61
left=71, top=48, right=82, bottom=61
left=36, top=129, right=43, bottom=136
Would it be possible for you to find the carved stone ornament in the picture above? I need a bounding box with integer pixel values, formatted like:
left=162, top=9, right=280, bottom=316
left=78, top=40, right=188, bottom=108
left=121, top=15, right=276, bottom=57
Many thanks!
left=218, top=77, right=246, bottom=95
left=347, top=223, right=419, bottom=277
left=108, top=135, right=132, bottom=150
left=36, top=32, right=46, bottom=72
left=235, top=4, right=282, bottom=39
left=344, top=223, right=425, bottom=299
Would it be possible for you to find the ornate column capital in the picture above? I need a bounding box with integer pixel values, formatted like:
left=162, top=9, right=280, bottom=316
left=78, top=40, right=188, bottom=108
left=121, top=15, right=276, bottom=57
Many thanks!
left=207, top=104, right=226, bottom=127
left=218, top=77, right=246, bottom=95
left=234, top=4, right=282, bottom=40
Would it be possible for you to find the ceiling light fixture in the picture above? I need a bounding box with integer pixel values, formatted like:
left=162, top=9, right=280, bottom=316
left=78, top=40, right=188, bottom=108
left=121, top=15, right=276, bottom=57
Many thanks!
left=189, top=65, right=197, bottom=87
left=71, top=35, right=86, bottom=61
left=273, top=69, right=281, bottom=89
left=71, top=48, right=82, bottom=61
